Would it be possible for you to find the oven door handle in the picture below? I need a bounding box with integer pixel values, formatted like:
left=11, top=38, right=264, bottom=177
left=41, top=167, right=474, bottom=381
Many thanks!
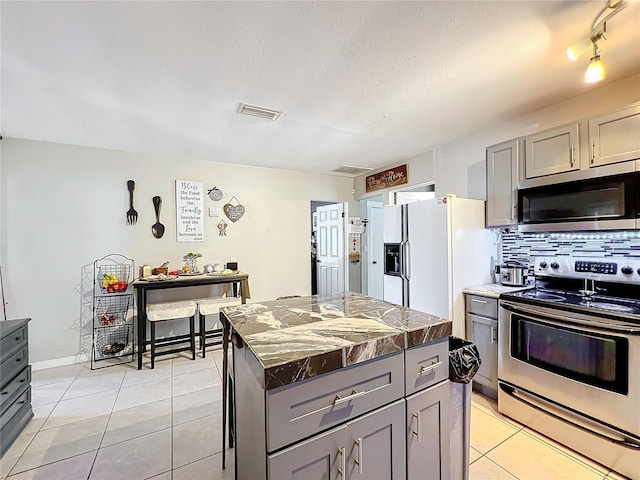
left=500, top=300, right=640, bottom=334
left=499, top=382, right=640, bottom=450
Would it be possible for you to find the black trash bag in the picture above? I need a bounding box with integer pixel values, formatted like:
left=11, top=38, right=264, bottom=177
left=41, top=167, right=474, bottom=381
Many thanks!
left=449, top=336, right=481, bottom=384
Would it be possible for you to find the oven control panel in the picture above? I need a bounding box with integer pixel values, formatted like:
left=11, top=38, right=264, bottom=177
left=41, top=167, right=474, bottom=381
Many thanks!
left=534, top=256, right=640, bottom=284
left=574, top=261, right=617, bottom=275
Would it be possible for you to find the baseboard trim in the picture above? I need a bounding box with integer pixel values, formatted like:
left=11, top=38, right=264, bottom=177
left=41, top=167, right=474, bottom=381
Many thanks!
left=31, top=354, right=89, bottom=371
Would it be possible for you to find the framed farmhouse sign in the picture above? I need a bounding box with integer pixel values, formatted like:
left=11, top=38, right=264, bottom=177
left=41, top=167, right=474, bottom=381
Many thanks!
left=365, top=164, right=408, bottom=192
left=175, top=179, right=204, bottom=242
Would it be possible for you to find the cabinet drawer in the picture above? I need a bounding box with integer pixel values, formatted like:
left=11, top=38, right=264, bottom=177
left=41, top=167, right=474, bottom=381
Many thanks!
left=0, top=386, right=30, bottom=430
left=266, top=351, right=404, bottom=452
left=405, top=338, right=448, bottom=396
left=0, top=366, right=30, bottom=412
left=0, top=347, right=29, bottom=387
left=0, top=326, right=27, bottom=359
left=465, top=295, right=498, bottom=318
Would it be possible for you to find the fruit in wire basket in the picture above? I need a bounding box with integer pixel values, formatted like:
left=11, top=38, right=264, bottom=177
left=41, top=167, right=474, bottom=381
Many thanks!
left=101, top=342, right=126, bottom=355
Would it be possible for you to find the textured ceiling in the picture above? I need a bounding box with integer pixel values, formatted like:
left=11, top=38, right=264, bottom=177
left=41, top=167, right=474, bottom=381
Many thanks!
left=2, top=1, right=640, bottom=175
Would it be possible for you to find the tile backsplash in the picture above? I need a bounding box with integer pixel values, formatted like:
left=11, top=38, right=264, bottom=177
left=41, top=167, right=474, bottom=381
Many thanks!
left=501, top=230, right=640, bottom=269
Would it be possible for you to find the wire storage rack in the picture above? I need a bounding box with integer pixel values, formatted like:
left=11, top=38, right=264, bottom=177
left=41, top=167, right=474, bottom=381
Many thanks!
left=92, top=254, right=135, bottom=369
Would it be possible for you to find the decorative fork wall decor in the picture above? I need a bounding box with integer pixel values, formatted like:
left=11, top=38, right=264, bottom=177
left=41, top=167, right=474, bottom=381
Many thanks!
left=126, top=180, right=138, bottom=225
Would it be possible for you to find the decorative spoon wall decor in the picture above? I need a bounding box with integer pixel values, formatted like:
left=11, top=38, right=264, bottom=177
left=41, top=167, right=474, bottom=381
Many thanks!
left=223, top=196, right=245, bottom=223
left=152, top=196, right=165, bottom=239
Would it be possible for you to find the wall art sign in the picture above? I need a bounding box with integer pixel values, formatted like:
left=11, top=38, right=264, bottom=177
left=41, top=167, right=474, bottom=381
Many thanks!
left=175, top=179, right=204, bottom=242
left=223, top=196, right=245, bottom=223
left=365, top=164, right=408, bottom=192
left=207, top=186, right=224, bottom=201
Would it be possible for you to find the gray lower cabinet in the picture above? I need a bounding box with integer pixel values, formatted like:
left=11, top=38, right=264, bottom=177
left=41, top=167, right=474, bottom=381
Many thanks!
left=468, top=314, right=497, bottom=390
left=465, top=294, right=498, bottom=398
left=406, top=380, right=451, bottom=480
left=235, top=341, right=450, bottom=479
left=268, top=400, right=406, bottom=480
left=0, top=318, right=33, bottom=457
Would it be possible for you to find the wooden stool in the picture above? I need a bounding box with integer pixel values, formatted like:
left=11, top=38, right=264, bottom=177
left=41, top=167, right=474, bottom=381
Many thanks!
left=146, top=300, right=197, bottom=369
left=197, top=296, right=241, bottom=357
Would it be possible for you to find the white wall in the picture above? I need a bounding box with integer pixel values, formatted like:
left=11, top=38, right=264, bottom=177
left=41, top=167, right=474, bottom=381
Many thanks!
left=355, top=73, right=640, bottom=199
left=1, top=139, right=354, bottom=363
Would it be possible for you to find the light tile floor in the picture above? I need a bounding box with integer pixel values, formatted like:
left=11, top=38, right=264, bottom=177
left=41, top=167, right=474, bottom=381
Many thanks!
left=0, top=349, right=630, bottom=480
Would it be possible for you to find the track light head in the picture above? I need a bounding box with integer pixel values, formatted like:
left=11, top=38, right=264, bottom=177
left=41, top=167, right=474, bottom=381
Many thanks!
left=567, top=37, right=593, bottom=61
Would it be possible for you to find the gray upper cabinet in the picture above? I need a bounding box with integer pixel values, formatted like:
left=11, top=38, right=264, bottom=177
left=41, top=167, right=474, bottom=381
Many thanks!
left=524, top=123, right=580, bottom=179
left=589, top=104, right=640, bottom=168
left=486, top=139, right=519, bottom=227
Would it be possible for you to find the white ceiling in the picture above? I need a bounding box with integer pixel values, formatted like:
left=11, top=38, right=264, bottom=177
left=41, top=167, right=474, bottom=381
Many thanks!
left=2, top=1, right=639, bottom=175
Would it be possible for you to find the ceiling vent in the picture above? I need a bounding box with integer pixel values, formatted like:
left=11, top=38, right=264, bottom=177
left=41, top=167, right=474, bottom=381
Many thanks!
left=329, top=165, right=374, bottom=177
left=237, top=102, right=282, bottom=121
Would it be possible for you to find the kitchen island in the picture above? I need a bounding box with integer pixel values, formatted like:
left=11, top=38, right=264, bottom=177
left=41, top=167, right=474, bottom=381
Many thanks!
left=221, top=292, right=453, bottom=479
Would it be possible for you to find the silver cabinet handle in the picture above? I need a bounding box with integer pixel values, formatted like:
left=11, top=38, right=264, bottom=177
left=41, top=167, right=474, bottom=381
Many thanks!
left=412, top=412, right=421, bottom=442
left=337, top=447, right=346, bottom=478
left=471, top=298, right=488, bottom=304
left=570, top=144, right=575, bottom=167
left=354, top=437, right=363, bottom=474
left=419, top=360, right=443, bottom=374
left=334, top=389, right=366, bottom=405
left=491, top=326, right=497, bottom=343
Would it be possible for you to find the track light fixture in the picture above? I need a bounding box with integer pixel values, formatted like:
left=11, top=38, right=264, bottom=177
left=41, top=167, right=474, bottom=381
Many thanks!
left=585, top=43, right=606, bottom=83
left=566, top=0, right=627, bottom=83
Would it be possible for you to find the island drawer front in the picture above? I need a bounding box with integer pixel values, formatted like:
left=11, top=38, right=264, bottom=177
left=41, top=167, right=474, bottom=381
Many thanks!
left=0, top=348, right=29, bottom=389
left=0, top=366, right=30, bottom=411
left=0, top=326, right=27, bottom=361
left=405, top=338, right=449, bottom=396
left=266, top=351, right=404, bottom=452
left=465, top=295, right=498, bottom=318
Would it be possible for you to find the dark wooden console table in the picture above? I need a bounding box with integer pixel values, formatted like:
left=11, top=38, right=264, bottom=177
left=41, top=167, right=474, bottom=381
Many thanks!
left=132, top=272, right=249, bottom=370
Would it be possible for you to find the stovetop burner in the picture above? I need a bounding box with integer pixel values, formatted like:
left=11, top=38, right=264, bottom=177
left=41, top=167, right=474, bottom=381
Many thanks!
left=527, top=292, right=566, bottom=302
left=579, top=301, right=637, bottom=313
left=500, top=256, right=640, bottom=319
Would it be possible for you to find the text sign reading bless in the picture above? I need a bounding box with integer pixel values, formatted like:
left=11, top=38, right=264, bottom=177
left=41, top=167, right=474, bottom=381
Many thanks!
left=176, top=180, right=204, bottom=242
left=365, top=165, right=408, bottom=192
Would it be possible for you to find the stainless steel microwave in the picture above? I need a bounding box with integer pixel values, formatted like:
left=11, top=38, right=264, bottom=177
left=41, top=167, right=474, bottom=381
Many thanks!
left=517, top=172, right=640, bottom=231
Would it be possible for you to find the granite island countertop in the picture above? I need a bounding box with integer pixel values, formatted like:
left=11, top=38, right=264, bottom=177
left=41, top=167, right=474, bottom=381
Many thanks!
left=221, top=291, right=451, bottom=390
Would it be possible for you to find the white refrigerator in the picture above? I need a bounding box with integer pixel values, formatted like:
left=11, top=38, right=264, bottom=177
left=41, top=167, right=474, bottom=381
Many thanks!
left=383, top=196, right=494, bottom=338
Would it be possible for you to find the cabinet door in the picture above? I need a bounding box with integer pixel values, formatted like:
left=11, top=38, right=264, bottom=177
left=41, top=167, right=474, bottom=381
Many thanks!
left=268, top=425, right=346, bottom=480
left=486, top=139, right=518, bottom=227
left=406, top=381, right=451, bottom=480
left=346, top=400, right=405, bottom=480
left=524, top=123, right=579, bottom=178
left=589, top=105, right=640, bottom=167
left=468, top=314, right=498, bottom=390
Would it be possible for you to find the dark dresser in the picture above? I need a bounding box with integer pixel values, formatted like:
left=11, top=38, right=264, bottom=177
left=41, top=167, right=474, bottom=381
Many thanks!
left=0, top=318, right=33, bottom=457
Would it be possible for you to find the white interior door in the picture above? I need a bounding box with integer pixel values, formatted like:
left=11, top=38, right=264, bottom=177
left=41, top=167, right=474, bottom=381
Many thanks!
left=367, top=201, right=384, bottom=300
left=316, top=203, right=345, bottom=295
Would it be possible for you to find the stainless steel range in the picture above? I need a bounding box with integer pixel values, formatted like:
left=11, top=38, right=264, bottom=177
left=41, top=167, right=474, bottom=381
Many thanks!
left=498, top=256, right=640, bottom=478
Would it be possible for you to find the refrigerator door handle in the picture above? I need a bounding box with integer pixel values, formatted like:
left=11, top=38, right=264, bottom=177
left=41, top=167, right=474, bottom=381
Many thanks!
left=403, top=241, right=411, bottom=280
